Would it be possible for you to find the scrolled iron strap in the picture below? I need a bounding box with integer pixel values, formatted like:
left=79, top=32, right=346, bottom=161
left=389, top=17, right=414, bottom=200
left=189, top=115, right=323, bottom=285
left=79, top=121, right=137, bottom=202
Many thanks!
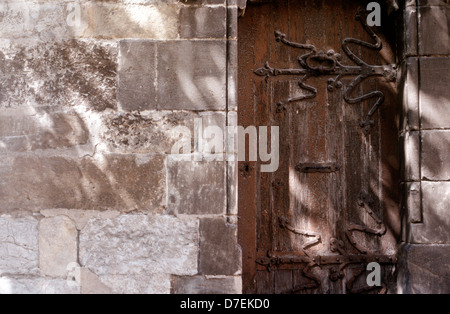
left=254, top=8, right=398, bottom=134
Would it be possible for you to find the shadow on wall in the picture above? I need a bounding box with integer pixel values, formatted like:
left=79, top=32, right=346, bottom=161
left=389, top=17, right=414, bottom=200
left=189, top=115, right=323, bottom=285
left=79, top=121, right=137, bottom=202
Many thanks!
left=0, top=37, right=166, bottom=213
left=0, top=2, right=201, bottom=214
left=0, top=40, right=117, bottom=111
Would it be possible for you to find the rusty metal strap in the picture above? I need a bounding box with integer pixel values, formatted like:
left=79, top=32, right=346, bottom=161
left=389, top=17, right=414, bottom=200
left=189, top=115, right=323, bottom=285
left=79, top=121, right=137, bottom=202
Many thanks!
left=256, top=252, right=397, bottom=268
left=296, top=163, right=340, bottom=173
left=253, top=8, right=398, bottom=134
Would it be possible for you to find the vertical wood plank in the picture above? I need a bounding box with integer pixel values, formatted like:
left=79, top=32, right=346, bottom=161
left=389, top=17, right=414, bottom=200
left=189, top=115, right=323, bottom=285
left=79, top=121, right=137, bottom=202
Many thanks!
left=256, top=271, right=275, bottom=294
left=238, top=4, right=258, bottom=294
left=274, top=270, right=293, bottom=294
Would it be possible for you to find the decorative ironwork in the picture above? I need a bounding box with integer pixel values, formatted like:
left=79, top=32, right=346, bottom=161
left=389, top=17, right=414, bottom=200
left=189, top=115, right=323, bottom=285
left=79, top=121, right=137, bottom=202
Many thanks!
left=278, top=217, right=321, bottom=250
left=255, top=190, right=396, bottom=294
left=346, top=191, right=387, bottom=255
left=296, top=163, right=340, bottom=173
left=254, top=9, right=397, bottom=134
left=255, top=250, right=395, bottom=293
left=253, top=7, right=398, bottom=294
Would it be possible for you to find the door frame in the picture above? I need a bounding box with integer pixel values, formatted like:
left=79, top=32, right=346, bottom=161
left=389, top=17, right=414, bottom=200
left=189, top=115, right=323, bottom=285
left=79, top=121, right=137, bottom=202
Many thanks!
left=235, top=0, right=403, bottom=294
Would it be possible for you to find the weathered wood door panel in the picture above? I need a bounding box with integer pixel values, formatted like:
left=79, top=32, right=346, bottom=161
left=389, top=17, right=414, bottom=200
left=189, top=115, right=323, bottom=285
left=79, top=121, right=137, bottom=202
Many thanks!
left=238, top=0, right=400, bottom=294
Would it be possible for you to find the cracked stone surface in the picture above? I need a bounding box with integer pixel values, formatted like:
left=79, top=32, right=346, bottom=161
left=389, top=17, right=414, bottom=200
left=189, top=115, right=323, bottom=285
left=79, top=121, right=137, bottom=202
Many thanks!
left=39, top=216, right=78, bottom=277
left=172, top=276, right=242, bottom=294
left=0, top=40, right=118, bottom=111
left=101, top=111, right=198, bottom=154
left=398, top=244, right=450, bottom=294
left=0, top=154, right=166, bottom=212
left=79, top=215, right=199, bottom=276
left=0, top=216, right=39, bottom=276
left=98, top=273, right=171, bottom=294
left=0, top=277, right=80, bottom=294
left=40, top=209, right=121, bottom=231
left=79, top=268, right=113, bottom=294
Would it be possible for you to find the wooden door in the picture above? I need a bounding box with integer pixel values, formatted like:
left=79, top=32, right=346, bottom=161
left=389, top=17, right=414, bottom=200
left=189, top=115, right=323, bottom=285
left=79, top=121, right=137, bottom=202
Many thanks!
left=238, top=0, right=401, bottom=294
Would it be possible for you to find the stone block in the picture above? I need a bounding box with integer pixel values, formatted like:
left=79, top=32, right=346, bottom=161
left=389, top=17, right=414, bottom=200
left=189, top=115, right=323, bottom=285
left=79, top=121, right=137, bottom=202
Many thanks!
left=0, top=2, right=179, bottom=40
left=183, top=0, right=226, bottom=4
left=118, top=40, right=157, bottom=111
left=403, top=7, right=418, bottom=57
left=227, top=7, right=238, bottom=40
left=102, top=111, right=227, bottom=155
left=199, top=111, right=227, bottom=156
left=79, top=215, right=199, bottom=276
left=172, top=276, right=242, bottom=294
left=418, top=6, right=450, bottom=55
left=167, top=159, right=226, bottom=215
left=81, top=3, right=179, bottom=39
left=227, top=112, right=238, bottom=216
left=227, top=40, right=238, bottom=112
left=229, top=0, right=246, bottom=5
left=227, top=159, right=238, bottom=216
left=0, top=154, right=165, bottom=212
left=40, top=209, right=121, bottom=230
left=401, top=131, right=420, bottom=181
left=0, top=112, right=89, bottom=152
left=398, top=244, right=450, bottom=294
left=98, top=273, right=171, bottom=294
left=400, top=58, right=419, bottom=132
left=421, top=131, right=450, bottom=180
left=180, top=6, right=227, bottom=38
left=0, top=2, right=68, bottom=40
left=403, top=182, right=422, bottom=224
left=407, top=182, right=450, bottom=244
left=226, top=111, right=238, bottom=156
left=0, top=277, right=80, bottom=294
left=0, top=216, right=39, bottom=276
left=404, top=0, right=417, bottom=6
left=39, top=216, right=78, bottom=277
left=157, top=40, right=226, bottom=110
left=101, top=111, right=198, bottom=154
left=0, top=40, right=118, bottom=111
left=80, top=268, right=113, bottom=294
left=199, top=218, right=241, bottom=276
left=417, top=0, right=450, bottom=6
left=420, top=58, right=450, bottom=129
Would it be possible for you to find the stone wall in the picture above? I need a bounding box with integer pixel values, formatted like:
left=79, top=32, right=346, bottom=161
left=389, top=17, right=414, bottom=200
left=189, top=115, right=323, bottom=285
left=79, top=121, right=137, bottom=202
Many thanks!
left=0, top=0, right=241, bottom=294
left=398, top=0, right=450, bottom=294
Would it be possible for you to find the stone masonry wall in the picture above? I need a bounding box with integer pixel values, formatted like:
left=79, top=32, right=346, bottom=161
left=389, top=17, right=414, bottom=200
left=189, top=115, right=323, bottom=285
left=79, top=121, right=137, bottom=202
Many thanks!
left=0, top=0, right=241, bottom=294
left=398, top=0, right=450, bottom=294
